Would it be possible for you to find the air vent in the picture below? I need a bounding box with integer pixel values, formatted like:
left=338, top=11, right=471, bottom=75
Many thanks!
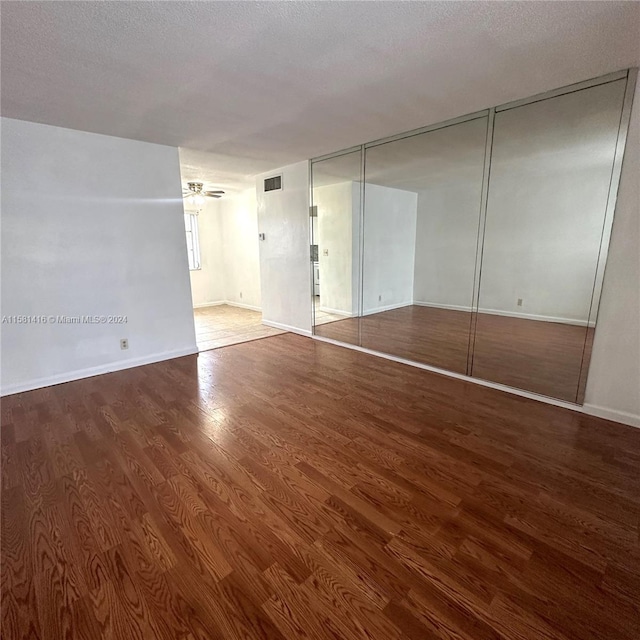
left=264, top=175, right=282, bottom=192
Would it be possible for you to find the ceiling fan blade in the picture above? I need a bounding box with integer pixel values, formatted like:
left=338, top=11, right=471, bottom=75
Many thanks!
left=204, top=190, right=225, bottom=196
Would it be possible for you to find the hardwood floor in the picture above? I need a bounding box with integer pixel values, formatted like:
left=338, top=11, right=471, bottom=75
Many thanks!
left=314, top=305, right=594, bottom=403
left=194, top=304, right=285, bottom=351
left=2, top=333, right=638, bottom=640
left=472, top=312, right=594, bottom=404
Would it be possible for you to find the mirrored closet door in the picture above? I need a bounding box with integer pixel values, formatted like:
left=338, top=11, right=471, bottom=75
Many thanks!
left=470, top=78, right=629, bottom=403
left=310, top=69, right=636, bottom=404
left=361, top=115, right=489, bottom=374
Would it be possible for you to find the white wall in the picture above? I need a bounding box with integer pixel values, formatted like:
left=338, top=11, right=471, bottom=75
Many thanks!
left=314, top=182, right=354, bottom=315
left=187, top=188, right=261, bottom=310
left=412, top=182, right=483, bottom=310
left=1, top=118, right=197, bottom=395
left=411, top=116, right=487, bottom=311
left=363, top=183, right=417, bottom=314
left=412, top=81, right=625, bottom=325
left=188, top=199, right=226, bottom=307
left=255, top=161, right=312, bottom=335
left=221, top=188, right=262, bottom=310
left=585, top=80, right=640, bottom=425
left=478, top=79, right=626, bottom=325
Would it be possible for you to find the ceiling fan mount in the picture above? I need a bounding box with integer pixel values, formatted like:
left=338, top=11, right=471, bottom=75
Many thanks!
left=182, top=181, right=225, bottom=201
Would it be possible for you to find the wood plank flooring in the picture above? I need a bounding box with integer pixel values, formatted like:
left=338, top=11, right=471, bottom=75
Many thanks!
left=194, top=304, right=285, bottom=352
left=2, top=333, right=638, bottom=640
left=314, top=305, right=594, bottom=403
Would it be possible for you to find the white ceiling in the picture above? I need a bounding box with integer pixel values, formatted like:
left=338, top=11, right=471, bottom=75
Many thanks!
left=2, top=1, right=639, bottom=191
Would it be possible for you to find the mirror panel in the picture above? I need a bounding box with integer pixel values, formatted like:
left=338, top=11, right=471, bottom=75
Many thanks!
left=471, top=79, right=627, bottom=402
left=309, top=71, right=634, bottom=405
left=360, top=116, right=489, bottom=373
left=311, top=149, right=362, bottom=347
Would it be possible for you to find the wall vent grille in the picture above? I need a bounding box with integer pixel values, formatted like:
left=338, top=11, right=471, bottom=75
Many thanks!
left=264, top=175, right=282, bottom=192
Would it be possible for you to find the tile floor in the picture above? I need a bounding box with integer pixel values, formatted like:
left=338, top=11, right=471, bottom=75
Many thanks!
left=193, top=304, right=285, bottom=351
left=313, top=296, right=351, bottom=326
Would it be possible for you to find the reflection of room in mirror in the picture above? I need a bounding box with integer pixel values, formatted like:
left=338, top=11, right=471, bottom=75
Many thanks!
left=472, top=79, right=626, bottom=402
left=360, top=118, right=488, bottom=374
left=311, top=71, right=633, bottom=404
left=311, top=150, right=362, bottom=344
left=314, top=297, right=348, bottom=326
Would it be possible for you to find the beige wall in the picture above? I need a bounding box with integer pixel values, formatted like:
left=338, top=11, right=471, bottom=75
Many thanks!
left=221, top=188, right=262, bottom=310
left=584, top=80, right=640, bottom=426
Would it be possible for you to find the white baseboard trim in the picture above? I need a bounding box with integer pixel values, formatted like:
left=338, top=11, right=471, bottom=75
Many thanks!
left=262, top=320, right=312, bottom=337
left=318, top=306, right=354, bottom=317
left=413, top=301, right=595, bottom=327
left=193, top=301, right=225, bottom=309
left=481, top=307, right=595, bottom=327
left=413, top=301, right=472, bottom=313
left=582, top=404, right=640, bottom=429
left=193, top=300, right=262, bottom=312
left=310, top=334, right=639, bottom=429
left=363, top=301, right=413, bottom=316
left=0, top=345, right=199, bottom=397
left=225, top=300, right=262, bottom=312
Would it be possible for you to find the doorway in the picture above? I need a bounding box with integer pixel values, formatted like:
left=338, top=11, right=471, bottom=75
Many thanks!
left=183, top=186, right=285, bottom=352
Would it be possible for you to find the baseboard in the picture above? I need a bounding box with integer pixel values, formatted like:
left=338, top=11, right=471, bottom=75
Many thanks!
left=193, top=301, right=225, bottom=309
left=225, top=300, right=262, bottom=312
left=0, top=345, right=199, bottom=397
left=193, top=300, right=262, bottom=312
left=413, top=301, right=595, bottom=327
left=481, top=307, right=595, bottom=327
left=363, top=301, right=412, bottom=316
left=262, top=320, right=312, bottom=337
left=582, top=404, right=640, bottom=429
left=413, top=301, right=473, bottom=313
left=318, top=306, right=354, bottom=317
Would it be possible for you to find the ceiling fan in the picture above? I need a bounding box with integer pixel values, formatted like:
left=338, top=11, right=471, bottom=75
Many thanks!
left=182, top=181, right=225, bottom=206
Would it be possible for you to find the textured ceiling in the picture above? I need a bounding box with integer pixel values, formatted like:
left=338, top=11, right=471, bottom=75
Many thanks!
left=2, top=1, right=639, bottom=191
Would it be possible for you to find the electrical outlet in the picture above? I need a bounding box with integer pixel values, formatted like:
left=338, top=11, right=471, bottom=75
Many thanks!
left=120, top=338, right=129, bottom=350
left=378, top=294, right=382, bottom=302
left=240, top=291, right=243, bottom=299
left=517, top=298, right=523, bottom=307
left=323, top=248, right=329, bottom=257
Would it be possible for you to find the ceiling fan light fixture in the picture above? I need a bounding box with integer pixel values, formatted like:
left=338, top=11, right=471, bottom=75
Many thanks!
left=183, top=181, right=224, bottom=207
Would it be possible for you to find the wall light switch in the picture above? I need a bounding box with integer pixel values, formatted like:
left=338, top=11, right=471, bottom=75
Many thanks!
left=323, top=249, right=329, bottom=256
left=258, top=233, right=266, bottom=241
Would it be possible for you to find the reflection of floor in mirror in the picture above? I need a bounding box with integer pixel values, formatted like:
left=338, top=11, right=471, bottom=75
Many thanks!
left=313, top=304, right=594, bottom=403
left=313, top=296, right=350, bottom=325
left=194, top=304, right=286, bottom=352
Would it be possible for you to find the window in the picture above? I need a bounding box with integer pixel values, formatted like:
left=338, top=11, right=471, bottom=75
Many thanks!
left=184, top=212, right=201, bottom=270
